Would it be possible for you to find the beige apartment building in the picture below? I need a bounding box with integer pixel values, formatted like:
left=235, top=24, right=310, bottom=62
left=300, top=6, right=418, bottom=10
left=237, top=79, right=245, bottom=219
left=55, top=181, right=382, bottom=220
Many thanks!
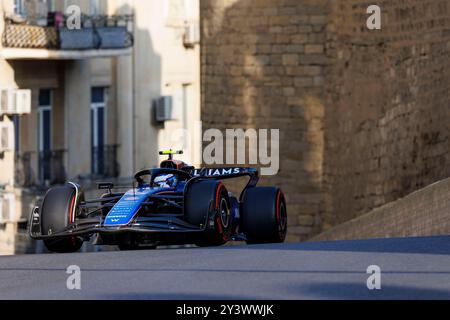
left=0, top=0, right=201, bottom=254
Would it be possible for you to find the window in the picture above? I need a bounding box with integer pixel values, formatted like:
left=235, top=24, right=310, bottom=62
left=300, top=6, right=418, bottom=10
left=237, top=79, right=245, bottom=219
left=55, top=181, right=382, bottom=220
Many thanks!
left=38, top=89, right=53, bottom=184
left=47, top=0, right=56, bottom=12
left=89, top=0, right=101, bottom=15
left=14, top=0, right=55, bottom=15
left=91, top=87, right=107, bottom=175
left=14, top=0, right=26, bottom=15
left=14, top=0, right=55, bottom=25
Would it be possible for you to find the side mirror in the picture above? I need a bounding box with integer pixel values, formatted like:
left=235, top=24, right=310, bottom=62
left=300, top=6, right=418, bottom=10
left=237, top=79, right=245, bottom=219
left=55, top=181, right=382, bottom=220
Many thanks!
left=98, top=182, right=114, bottom=192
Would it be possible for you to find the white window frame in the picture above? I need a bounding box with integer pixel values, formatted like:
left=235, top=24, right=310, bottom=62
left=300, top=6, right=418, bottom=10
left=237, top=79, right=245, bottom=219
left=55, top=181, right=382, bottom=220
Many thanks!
left=91, top=103, right=106, bottom=149
left=91, top=88, right=107, bottom=175
left=14, top=0, right=26, bottom=15
left=91, top=89, right=107, bottom=150
left=38, top=105, right=52, bottom=154
left=38, top=90, right=53, bottom=154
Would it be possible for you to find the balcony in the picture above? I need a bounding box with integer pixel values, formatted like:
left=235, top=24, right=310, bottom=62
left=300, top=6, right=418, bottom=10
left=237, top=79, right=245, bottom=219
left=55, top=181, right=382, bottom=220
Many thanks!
left=92, top=145, right=119, bottom=179
left=1, top=14, right=133, bottom=60
left=14, top=150, right=66, bottom=188
left=38, top=150, right=66, bottom=186
left=15, top=145, right=119, bottom=188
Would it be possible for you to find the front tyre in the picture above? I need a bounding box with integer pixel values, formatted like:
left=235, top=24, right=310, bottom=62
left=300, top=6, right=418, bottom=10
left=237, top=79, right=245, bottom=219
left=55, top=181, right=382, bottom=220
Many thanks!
left=40, top=184, right=84, bottom=253
left=242, top=187, right=287, bottom=244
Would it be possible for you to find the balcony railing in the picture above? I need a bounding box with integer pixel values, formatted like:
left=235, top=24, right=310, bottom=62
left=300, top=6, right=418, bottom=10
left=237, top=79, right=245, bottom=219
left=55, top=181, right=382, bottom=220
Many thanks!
left=92, top=145, right=119, bottom=178
left=15, top=146, right=119, bottom=188
left=38, top=150, right=67, bottom=186
left=15, top=150, right=67, bottom=188
left=14, top=152, right=34, bottom=188
left=2, top=13, right=133, bottom=58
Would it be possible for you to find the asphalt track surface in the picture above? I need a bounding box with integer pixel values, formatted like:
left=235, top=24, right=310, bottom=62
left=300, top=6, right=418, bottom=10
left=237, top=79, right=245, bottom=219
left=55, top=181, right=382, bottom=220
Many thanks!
left=1, top=236, right=450, bottom=300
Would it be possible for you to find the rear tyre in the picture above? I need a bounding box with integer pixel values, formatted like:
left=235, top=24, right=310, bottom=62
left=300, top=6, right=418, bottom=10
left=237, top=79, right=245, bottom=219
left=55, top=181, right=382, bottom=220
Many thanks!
left=185, top=180, right=231, bottom=247
left=41, top=184, right=83, bottom=253
left=242, top=187, right=287, bottom=244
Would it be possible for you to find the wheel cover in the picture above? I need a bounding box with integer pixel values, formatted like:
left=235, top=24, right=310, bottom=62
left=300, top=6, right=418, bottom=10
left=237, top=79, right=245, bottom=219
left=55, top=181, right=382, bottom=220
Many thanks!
left=219, top=198, right=230, bottom=228
left=278, top=201, right=287, bottom=240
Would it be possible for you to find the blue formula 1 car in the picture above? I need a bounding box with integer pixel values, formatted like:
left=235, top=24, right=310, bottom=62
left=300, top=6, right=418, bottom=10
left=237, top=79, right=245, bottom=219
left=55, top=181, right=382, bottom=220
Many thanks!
left=29, top=150, right=287, bottom=253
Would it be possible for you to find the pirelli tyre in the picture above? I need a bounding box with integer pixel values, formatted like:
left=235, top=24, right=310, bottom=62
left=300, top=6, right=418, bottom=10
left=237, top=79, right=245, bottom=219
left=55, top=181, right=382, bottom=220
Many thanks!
left=185, top=180, right=232, bottom=247
left=242, top=187, right=287, bottom=244
left=40, top=183, right=83, bottom=253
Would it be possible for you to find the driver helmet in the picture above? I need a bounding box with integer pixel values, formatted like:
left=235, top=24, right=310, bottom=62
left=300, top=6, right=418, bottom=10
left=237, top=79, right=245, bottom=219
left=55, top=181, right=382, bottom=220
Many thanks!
left=154, top=174, right=178, bottom=188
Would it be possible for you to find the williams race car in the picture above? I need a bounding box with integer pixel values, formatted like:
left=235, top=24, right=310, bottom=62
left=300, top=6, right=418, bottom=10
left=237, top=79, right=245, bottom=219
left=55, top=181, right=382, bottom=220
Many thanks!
left=29, top=150, right=287, bottom=253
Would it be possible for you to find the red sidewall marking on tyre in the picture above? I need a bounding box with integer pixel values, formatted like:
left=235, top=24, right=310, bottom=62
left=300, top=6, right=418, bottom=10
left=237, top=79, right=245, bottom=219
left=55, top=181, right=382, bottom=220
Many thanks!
left=68, top=195, right=76, bottom=224
left=216, top=216, right=223, bottom=234
left=276, top=191, right=281, bottom=222
left=215, top=183, right=229, bottom=241
left=216, top=215, right=229, bottom=242
left=215, top=183, right=223, bottom=210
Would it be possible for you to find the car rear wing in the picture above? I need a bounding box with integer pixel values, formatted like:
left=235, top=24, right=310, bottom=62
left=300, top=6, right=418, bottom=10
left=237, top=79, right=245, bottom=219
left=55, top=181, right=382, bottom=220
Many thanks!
left=191, top=167, right=257, bottom=179
left=189, top=167, right=260, bottom=201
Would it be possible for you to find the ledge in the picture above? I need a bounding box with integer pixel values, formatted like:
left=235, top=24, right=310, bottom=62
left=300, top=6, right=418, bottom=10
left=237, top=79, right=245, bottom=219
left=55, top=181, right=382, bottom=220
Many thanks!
left=1, top=47, right=132, bottom=60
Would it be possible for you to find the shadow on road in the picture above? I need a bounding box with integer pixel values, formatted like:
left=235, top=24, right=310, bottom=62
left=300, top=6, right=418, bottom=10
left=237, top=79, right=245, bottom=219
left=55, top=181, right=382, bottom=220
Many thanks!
left=295, top=282, right=450, bottom=300
left=231, top=236, right=450, bottom=256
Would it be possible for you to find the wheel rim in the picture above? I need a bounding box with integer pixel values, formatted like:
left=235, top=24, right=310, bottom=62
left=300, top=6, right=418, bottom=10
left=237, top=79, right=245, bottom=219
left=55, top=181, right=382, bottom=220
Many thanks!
left=278, top=201, right=287, bottom=240
left=219, top=198, right=230, bottom=228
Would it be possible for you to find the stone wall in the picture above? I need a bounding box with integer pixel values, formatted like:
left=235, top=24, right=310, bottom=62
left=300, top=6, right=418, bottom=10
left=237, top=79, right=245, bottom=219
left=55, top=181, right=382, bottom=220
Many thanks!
left=201, top=0, right=329, bottom=241
left=323, top=0, right=450, bottom=229
left=314, top=178, right=450, bottom=241
left=201, top=0, right=450, bottom=241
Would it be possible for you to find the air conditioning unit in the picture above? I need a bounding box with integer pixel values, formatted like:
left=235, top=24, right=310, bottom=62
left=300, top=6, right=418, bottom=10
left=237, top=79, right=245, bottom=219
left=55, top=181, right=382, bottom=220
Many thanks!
left=0, top=88, right=31, bottom=115
left=0, top=193, right=16, bottom=224
left=183, top=22, right=200, bottom=48
left=0, top=122, right=14, bottom=152
left=14, top=90, right=32, bottom=114
left=155, top=96, right=173, bottom=122
left=0, top=89, right=15, bottom=114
